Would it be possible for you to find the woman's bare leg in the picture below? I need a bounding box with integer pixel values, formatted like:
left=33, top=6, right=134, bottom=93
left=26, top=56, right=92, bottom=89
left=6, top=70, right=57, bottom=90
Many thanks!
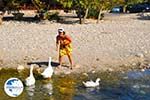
left=58, top=55, right=62, bottom=68
left=67, top=54, right=73, bottom=69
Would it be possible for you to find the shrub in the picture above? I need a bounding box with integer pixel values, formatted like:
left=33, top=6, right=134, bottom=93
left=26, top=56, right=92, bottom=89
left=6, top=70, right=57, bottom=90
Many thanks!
left=87, top=8, right=99, bottom=19
left=44, top=12, right=60, bottom=21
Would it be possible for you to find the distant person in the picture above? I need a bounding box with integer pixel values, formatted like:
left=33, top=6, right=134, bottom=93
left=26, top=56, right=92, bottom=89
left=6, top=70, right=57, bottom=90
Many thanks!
left=56, top=28, right=73, bottom=69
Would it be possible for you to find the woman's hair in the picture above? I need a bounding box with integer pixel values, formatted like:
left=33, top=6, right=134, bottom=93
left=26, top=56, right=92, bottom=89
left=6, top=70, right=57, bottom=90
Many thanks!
left=63, top=31, right=66, bottom=35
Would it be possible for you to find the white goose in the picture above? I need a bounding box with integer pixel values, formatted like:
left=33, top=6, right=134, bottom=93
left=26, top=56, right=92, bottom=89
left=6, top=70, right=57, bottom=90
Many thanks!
left=83, top=78, right=101, bottom=88
left=41, top=57, right=54, bottom=78
left=25, top=65, right=35, bottom=86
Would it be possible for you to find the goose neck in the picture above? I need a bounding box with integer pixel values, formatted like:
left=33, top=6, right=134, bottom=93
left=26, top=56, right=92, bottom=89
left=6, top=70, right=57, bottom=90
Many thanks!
left=29, top=67, right=34, bottom=77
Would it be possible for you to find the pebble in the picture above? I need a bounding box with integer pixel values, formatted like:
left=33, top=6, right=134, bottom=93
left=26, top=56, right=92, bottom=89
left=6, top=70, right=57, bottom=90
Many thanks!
left=136, top=53, right=144, bottom=58
left=36, top=67, right=44, bottom=74
left=65, top=71, right=71, bottom=75
left=17, top=65, right=25, bottom=72
left=107, top=68, right=114, bottom=72
left=32, top=64, right=40, bottom=69
left=141, top=69, right=145, bottom=72
left=75, top=64, right=80, bottom=68
left=91, top=70, right=96, bottom=73
left=83, top=73, right=88, bottom=77
left=132, top=63, right=136, bottom=66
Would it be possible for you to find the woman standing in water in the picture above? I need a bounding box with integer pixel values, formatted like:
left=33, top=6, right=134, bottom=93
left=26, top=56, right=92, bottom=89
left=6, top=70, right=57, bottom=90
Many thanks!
left=56, top=28, right=73, bottom=69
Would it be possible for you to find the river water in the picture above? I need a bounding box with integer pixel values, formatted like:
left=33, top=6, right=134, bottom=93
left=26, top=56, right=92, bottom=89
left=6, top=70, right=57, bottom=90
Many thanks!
left=0, top=68, right=150, bottom=100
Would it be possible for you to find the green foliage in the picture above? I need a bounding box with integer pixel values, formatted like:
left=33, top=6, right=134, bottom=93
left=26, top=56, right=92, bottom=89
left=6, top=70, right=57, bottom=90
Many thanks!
left=87, top=8, right=99, bottom=19
left=31, top=0, right=48, bottom=11
left=86, top=8, right=104, bottom=19
left=44, top=12, right=60, bottom=21
left=56, top=0, right=73, bottom=8
left=3, top=0, right=22, bottom=9
left=93, top=0, right=111, bottom=10
left=73, top=0, right=95, bottom=9
left=125, top=0, right=145, bottom=5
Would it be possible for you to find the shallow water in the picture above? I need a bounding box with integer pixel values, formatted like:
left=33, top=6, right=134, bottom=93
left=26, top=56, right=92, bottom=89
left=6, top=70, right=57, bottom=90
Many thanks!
left=0, top=68, right=150, bottom=100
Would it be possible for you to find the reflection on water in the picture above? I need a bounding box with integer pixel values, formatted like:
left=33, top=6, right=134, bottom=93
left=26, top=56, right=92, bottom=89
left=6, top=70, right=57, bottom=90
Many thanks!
left=75, top=70, right=150, bottom=100
left=41, top=82, right=53, bottom=96
left=26, top=85, right=35, bottom=99
left=0, top=68, right=150, bottom=100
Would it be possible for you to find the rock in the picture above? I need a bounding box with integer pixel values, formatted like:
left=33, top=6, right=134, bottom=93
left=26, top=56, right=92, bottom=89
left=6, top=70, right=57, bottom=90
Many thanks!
left=123, top=76, right=128, bottom=79
left=146, top=64, right=150, bottom=69
left=0, top=59, right=3, bottom=65
left=121, top=71, right=125, bottom=74
left=36, top=67, right=44, bottom=74
left=32, top=64, right=40, bottom=69
left=136, top=53, right=144, bottom=58
left=91, top=70, right=96, bottom=74
left=144, top=51, right=148, bottom=54
left=74, top=64, right=80, bottom=68
left=65, top=71, right=71, bottom=75
left=124, top=64, right=128, bottom=67
left=96, top=58, right=99, bottom=61
left=17, top=65, right=25, bottom=72
left=83, top=73, right=88, bottom=77
left=107, top=68, right=114, bottom=72
left=141, top=69, right=145, bottom=72
left=132, top=63, right=136, bottom=66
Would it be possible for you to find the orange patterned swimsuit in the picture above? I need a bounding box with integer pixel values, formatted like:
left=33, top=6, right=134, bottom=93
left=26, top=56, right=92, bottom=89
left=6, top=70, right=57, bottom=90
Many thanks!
left=56, top=35, right=72, bottom=57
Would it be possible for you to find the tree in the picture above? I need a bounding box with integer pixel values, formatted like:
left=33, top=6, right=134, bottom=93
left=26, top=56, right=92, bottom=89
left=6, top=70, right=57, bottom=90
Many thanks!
left=81, top=0, right=94, bottom=23
left=57, top=0, right=73, bottom=8
left=73, top=0, right=84, bottom=24
left=31, top=0, right=50, bottom=19
left=125, top=0, right=145, bottom=4
left=57, top=0, right=85, bottom=24
left=72, top=0, right=94, bottom=24
left=93, top=0, right=111, bottom=23
left=3, top=0, right=22, bottom=10
left=31, top=0, right=48, bottom=11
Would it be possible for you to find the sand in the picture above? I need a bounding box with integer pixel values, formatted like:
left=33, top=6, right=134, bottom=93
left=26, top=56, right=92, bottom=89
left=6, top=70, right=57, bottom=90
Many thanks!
left=0, top=12, right=150, bottom=74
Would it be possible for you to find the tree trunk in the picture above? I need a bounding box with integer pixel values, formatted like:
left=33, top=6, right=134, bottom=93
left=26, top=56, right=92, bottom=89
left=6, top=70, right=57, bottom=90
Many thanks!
left=31, top=0, right=40, bottom=11
left=83, top=8, right=89, bottom=23
left=78, top=8, right=83, bottom=24
left=97, top=9, right=102, bottom=23
left=79, top=16, right=82, bottom=24
left=0, top=15, right=3, bottom=25
left=123, top=5, right=127, bottom=13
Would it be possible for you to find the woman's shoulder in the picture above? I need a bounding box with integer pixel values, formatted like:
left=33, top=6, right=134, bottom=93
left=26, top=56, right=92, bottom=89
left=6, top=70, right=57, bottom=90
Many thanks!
left=56, top=35, right=60, bottom=39
left=65, top=35, right=71, bottom=38
left=65, top=35, right=72, bottom=41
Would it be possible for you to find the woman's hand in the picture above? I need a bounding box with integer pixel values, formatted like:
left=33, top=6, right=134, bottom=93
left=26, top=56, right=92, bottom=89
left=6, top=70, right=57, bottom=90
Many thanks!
left=63, top=40, right=70, bottom=45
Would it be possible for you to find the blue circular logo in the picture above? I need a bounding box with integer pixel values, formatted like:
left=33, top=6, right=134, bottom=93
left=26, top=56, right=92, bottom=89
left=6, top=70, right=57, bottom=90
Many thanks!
left=4, top=78, right=24, bottom=97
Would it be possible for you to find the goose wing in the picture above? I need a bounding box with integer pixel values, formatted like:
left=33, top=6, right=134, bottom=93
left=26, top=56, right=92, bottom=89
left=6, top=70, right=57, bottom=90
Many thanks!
left=83, top=80, right=96, bottom=87
left=41, top=67, right=53, bottom=78
left=25, top=76, right=35, bottom=86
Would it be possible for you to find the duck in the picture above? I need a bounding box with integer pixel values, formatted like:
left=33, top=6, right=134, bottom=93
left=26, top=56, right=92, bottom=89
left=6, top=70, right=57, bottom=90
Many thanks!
left=25, top=65, right=35, bottom=86
left=41, top=57, right=54, bottom=78
left=82, top=78, right=101, bottom=88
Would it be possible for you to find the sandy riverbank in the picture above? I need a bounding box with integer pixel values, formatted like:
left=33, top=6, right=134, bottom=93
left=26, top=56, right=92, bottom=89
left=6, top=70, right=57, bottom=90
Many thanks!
left=0, top=13, right=150, bottom=74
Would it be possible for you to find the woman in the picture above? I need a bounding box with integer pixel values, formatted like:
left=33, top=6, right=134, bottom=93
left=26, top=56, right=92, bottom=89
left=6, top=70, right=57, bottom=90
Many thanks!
left=56, top=28, right=73, bottom=69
